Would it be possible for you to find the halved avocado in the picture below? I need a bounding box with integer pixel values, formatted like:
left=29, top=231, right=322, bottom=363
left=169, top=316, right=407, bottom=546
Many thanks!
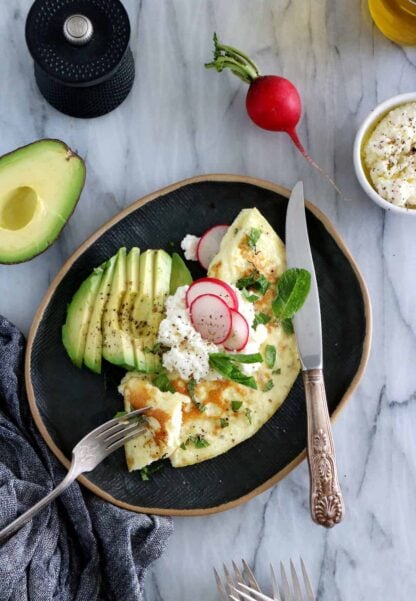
left=0, top=139, right=85, bottom=264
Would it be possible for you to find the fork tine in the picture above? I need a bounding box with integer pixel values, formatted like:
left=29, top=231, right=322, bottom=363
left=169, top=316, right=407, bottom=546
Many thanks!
left=300, top=559, right=315, bottom=601
left=280, top=563, right=292, bottom=601
left=214, top=568, right=228, bottom=601
left=92, top=407, right=150, bottom=437
left=224, top=563, right=236, bottom=594
left=103, top=421, right=145, bottom=445
left=270, top=565, right=281, bottom=601
left=290, top=561, right=303, bottom=601
left=242, top=560, right=261, bottom=592
left=235, top=583, right=273, bottom=601
left=232, top=561, right=245, bottom=587
left=104, top=427, right=145, bottom=453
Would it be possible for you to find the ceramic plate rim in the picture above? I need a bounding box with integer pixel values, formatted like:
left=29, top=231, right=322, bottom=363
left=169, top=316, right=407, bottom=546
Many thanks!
left=25, top=174, right=373, bottom=516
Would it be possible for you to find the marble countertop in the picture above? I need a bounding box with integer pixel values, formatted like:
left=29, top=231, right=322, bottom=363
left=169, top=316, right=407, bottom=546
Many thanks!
left=1, top=1, right=416, bottom=599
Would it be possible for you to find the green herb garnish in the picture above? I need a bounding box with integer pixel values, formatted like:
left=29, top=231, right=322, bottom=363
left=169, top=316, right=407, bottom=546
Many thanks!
left=140, top=462, right=164, bottom=481
left=265, top=345, right=276, bottom=369
left=272, top=368, right=281, bottom=375
left=152, top=371, right=175, bottom=393
left=209, top=354, right=258, bottom=389
left=185, top=434, right=210, bottom=449
left=113, top=411, right=128, bottom=419
left=187, top=378, right=205, bottom=412
left=245, top=408, right=252, bottom=424
left=253, top=312, right=271, bottom=329
left=113, top=410, right=146, bottom=425
left=248, top=227, right=262, bottom=249
left=281, top=318, right=294, bottom=335
left=236, top=270, right=270, bottom=296
left=241, top=288, right=260, bottom=303
left=210, top=352, right=263, bottom=364
left=231, top=400, right=243, bottom=412
left=272, top=268, right=311, bottom=320
left=262, top=379, right=274, bottom=392
left=180, top=442, right=187, bottom=450
left=220, top=418, right=229, bottom=428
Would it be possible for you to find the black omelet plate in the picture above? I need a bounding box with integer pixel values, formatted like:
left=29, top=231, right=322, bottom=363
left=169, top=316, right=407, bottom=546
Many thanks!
left=26, top=176, right=371, bottom=515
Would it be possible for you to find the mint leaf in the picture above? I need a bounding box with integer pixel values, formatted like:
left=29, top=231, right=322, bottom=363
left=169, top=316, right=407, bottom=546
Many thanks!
left=231, top=400, right=242, bottom=412
left=187, top=378, right=205, bottom=412
left=265, top=345, right=276, bottom=369
left=153, top=372, right=175, bottom=393
left=262, top=379, right=274, bottom=392
left=187, top=434, right=209, bottom=449
left=272, top=268, right=311, bottom=320
left=236, top=270, right=270, bottom=296
left=281, top=318, right=294, bottom=335
left=245, top=407, right=252, bottom=424
left=241, top=288, right=260, bottom=303
left=209, top=354, right=258, bottom=389
left=248, top=227, right=262, bottom=249
left=209, top=352, right=262, bottom=364
left=253, top=312, right=271, bottom=329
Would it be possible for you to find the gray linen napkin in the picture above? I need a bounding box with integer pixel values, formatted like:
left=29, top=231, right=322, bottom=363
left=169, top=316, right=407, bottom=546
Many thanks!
left=0, top=316, right=172, bottom=601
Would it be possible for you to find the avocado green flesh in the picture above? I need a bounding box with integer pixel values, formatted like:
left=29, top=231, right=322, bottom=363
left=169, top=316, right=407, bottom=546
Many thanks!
left=0, top=139, right=85, bottom=263
left=83, top=256, right=116, bottom=374
left=102, top=248, right=136, bottom=368
left=63, top=247, right=175, bottom=373
left=62, top=266, right=104, bottom=368
left=170, top=252, right=193, bottom=294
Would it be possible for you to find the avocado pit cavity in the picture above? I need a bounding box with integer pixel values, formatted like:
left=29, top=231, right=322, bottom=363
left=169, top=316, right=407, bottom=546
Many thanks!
left=0, top=186, right=38, bottom=230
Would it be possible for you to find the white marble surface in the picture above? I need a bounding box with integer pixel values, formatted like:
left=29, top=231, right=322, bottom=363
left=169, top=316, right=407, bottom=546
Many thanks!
left=1, top=0, right=416, bottom=599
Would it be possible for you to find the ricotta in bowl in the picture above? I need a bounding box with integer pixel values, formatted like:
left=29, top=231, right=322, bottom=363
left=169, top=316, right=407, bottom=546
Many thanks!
left=363, top=102, right=416, bottom=209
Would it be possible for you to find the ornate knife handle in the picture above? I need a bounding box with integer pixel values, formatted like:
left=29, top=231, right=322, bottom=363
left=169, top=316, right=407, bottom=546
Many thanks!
left=303, top=369, right=345, bottom=528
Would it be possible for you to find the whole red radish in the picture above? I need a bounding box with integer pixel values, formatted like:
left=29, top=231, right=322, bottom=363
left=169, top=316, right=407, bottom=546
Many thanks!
left=205, top=34, right=340, bottom=194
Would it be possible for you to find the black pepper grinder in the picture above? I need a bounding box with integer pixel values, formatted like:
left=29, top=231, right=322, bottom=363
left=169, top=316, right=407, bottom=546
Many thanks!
left=25, top=0, right=135, bottom=118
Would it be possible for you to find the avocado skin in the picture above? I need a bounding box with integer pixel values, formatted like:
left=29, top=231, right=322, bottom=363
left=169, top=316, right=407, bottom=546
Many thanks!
left=170, top=252, right=193, bottom=294
left=0, top=138, right=86, bottom=265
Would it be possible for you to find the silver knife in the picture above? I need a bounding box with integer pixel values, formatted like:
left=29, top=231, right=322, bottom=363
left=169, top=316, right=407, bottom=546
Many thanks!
left=285, top=181, right=345, bottom=528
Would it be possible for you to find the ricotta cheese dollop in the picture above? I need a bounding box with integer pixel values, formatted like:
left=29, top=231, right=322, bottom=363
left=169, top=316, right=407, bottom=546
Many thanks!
left=363, top=102, right=416, bottom=208
left=180, top=234, right=200, bottom=261
left=157, top=285, right=267, bottom=381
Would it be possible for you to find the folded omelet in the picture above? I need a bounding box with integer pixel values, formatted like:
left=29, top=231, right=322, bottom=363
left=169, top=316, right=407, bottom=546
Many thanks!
left=119, top=207, right=300, bottom=470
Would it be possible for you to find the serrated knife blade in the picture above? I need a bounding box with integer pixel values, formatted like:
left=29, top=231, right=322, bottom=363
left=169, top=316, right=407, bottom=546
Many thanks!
left=285, top=181, right=345, bottom=528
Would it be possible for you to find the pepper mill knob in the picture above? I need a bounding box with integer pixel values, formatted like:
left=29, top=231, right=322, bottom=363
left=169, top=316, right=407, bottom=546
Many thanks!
left=63, top=15, right=93, bottom=46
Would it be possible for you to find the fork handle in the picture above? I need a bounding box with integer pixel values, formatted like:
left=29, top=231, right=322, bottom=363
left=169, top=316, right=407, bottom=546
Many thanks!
left=303, top=369, right=345, bottom=528
left=0, top=464, right=77, bottom=542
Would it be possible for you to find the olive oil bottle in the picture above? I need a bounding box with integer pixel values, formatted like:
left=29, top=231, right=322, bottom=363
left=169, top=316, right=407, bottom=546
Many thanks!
left=368, top=0, right=416, bottom=45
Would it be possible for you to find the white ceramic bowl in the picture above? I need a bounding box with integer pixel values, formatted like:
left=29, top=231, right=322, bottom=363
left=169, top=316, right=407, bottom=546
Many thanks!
left=353, top=92, right=416, bottom=216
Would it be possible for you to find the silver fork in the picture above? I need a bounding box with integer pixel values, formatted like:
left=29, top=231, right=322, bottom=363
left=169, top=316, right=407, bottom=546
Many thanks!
left=0, top=407, right=149, bottom=542
left=215, top=559, right=315, bottom=601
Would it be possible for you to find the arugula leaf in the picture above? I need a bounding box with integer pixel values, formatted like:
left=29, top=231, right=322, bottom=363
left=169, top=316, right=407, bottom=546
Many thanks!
left=140, top=462, right=164, bottom=481
left=209, top=355, right=258, bottom=389
left=231, top=400, right=243, bottom=412
left=236, top=270, right=270, bottom=296
left=281, top=318, right=294, bottom=335
left=152, top=371, right=175, bottom=393
left=262, top=379, right=274, bottom=392
left=245, top=408, right=252, bottom=424
left=187, top=378, right=205, bottom=412
left=248, top=228, right=262, bottom=249
left=265, top=345, right=276, bottom=369
left=241, top=288, right=260, bottom=303
left=210, top=352, right=263, bottom=364
left=253, top=312, right=271, bottom=329
left=220, top=418, right=229, bottom=428
left=272, top=268, right=311, bottom=320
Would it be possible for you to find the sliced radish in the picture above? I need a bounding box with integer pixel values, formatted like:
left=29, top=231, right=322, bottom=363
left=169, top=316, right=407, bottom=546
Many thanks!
left=196, top=224, right=229, bottom=269
left=224, top=310, right=250, bottom=351
left=189, top=294, right=232, bottom=344
left=186, top=277, right=238, bottom=310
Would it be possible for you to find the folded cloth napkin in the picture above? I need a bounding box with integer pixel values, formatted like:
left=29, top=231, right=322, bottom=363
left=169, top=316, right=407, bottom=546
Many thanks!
left=0, top=316, right=172, bottom=601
